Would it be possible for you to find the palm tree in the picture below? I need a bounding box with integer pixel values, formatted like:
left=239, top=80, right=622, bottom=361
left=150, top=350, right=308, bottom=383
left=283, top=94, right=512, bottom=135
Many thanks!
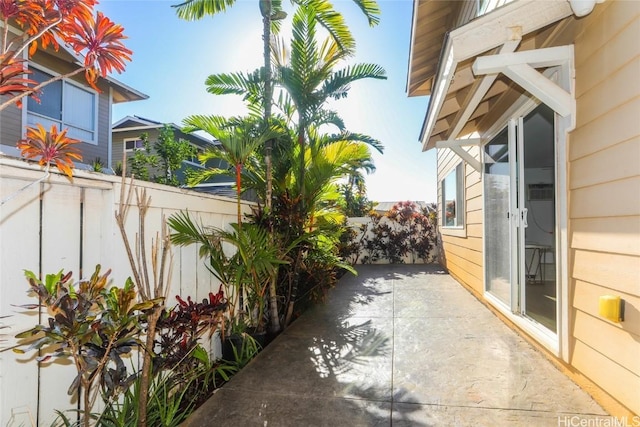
left=172, top=0, right=381, bottom=211
left=182, top=115, right=277, bottom=228
left=271, top=4, right=386, bottom=219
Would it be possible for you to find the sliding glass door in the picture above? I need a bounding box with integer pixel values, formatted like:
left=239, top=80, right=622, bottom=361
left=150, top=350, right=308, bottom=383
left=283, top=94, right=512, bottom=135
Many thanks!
left=484, top=104, right=557, bottom=333
left=484, top=127, right=513, bottom=307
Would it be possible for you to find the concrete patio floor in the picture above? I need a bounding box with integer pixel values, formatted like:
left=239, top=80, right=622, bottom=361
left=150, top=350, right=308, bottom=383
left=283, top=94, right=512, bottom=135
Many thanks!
left=182, top=264, right=607, bottom=426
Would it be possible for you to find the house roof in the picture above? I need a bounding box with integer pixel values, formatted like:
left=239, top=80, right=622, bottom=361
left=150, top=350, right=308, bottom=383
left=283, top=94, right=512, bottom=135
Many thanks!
left=106, top=77, right=149, bottom=104
left=112, top=115, right=219, bottom=148
left=406, top=0, right=463, bottom=97
left=407, top=0, right=581, bottom=151
left=39, top=39, right=148, bottom=104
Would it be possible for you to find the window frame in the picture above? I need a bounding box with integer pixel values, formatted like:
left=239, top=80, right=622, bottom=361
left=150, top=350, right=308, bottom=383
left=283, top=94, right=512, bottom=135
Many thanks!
left=124, top=137, right=146, bottom=152
left=26, top=64, right=99, bottom=145
left=182, top=145, right=206, bottom=168
left=441, top=162, right=466, bottom=230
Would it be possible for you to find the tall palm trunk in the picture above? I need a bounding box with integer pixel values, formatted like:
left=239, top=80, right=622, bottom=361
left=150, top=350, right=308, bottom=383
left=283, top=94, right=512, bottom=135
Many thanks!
left=235, top=162, right=242, bottom=229
left=262, top=1, right=282, bottom=334
left=284, top=124, right=307, bottom=327
left=263, top=2, right=273, bottom=215
left=297, top=123, right=306, bottom=212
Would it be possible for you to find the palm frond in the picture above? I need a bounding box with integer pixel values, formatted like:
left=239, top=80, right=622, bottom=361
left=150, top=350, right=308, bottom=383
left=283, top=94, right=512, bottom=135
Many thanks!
left=172, top=0, right=237, bottom=20
left=322, top=131, right=384, bottom=154
left=350, top=0, right=381, bottom=26
left=205, top=70, right=262, bottom=98
left=301, top=0, right=355, bottom=55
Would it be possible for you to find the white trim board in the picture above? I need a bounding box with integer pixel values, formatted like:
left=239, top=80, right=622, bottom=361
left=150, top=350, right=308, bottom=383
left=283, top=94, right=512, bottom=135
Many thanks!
left=420, top=0, right=575, bottom=151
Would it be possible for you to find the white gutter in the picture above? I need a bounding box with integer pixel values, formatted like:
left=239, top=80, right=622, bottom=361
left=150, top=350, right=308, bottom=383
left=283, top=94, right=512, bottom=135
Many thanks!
left=405, top=0, right=421, bottom=94
left=420, top=44, right=455, bottom=151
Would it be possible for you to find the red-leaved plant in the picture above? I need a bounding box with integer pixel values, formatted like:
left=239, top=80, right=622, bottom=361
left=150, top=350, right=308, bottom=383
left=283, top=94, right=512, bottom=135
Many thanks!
left=17, top=123, right=82, bottom=179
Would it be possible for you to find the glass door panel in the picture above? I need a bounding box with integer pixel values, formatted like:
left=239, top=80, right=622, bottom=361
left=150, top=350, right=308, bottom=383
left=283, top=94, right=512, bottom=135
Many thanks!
left=521, top=105, right=557, bottom=333
left=484, top=128, right=512, bottom=306
left=484, top=104, right=558, bottom=334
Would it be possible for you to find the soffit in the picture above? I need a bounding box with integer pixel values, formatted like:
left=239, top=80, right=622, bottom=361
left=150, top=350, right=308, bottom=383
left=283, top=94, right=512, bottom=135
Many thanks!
left=407, top=0, right=462, bottom=97
left=418, top=0, right=577, bottom=150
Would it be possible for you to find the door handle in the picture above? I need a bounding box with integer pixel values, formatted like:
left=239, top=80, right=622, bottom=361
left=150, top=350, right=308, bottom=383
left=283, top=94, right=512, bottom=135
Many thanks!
left=522, top=208, right=528, bottom=228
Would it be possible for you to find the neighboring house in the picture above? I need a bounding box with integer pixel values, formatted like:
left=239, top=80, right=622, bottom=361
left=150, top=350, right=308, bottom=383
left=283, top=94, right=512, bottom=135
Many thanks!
left=408, top=0, right=638, bottom=418
left=0, top=44, right=148, bottom=168
left=112, top=115, right=236, bottom=192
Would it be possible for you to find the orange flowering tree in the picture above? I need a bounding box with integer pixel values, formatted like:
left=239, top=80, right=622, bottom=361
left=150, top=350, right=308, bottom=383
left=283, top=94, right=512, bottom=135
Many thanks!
left=0, top=0, right=132, bottom=179
left=0, top=0, right=131, bottom=108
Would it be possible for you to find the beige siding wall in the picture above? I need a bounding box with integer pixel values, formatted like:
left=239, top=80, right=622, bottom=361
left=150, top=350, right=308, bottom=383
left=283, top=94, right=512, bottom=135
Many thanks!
left=568, top=0, right=640, bottom=415
left=112, top=128, right=169, bottom=179
left=437, top=146, right=484, bottom=295
left=112, top=128, right=153, bottom=166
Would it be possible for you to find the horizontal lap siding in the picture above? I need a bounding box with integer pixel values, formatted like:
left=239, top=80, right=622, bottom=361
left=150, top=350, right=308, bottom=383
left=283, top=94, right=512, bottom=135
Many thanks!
left=569, top=1, right=640, bottom=415
left=0, top=102, right=22, bottom=148
left=438, top=146, right=484, bottom=295
left=112, top=129, right=170, bottom=179
left=112, top=129, right=144, bottom=166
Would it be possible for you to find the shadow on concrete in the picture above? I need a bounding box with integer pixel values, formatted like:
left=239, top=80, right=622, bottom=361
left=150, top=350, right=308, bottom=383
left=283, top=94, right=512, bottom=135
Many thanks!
left=181, top=264, right=443, bottom=426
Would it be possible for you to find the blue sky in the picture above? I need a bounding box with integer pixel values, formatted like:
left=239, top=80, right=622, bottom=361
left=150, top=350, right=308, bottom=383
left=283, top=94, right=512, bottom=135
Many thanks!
left=97, top=0, right=436, bottom=203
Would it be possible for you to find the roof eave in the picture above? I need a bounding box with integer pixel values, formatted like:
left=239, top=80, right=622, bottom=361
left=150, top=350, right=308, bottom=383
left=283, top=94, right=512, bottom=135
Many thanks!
left=418, top=0, right=574, bottom=151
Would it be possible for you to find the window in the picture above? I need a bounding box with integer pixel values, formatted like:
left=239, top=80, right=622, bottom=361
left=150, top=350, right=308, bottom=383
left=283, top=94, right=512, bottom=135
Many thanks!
left=124, top=138, right=145, bottom=152
left=477, top=0, right=490, bottom=15
left=27, top=67, right=97, bottom=144
left=442, top=163, right=465, bottom=227
left=185, top=147, right=204, bottom=166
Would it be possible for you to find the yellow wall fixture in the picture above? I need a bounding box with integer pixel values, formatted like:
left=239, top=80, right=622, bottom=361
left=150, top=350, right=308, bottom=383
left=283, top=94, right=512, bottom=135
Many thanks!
left=598, top=295, right=623, bottom=323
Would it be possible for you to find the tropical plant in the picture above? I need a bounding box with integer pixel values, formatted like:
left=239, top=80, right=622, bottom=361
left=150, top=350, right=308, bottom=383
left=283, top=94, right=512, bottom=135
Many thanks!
left=174, top=0, right=385, bottom=335
left=336, top=219, right=365, bottom=266
left=224, top=332, right=260, bottom=367
left=92, top=157, right=104, bottom=173
left=154, top=290, right=227, bottom=373
left=0, top=124, right=83, bottom=206
left=339, top=184, right=374, bottom=217
left=0, top=2, right=131, bottom=206
left=254, top=130, right=380, bottom=325
left=127, top=133, right=158, bottom=181
left=15, top=123, right=82, bottom=178
left=360, top=201, right=437, bottom=264
left=153, top=124, right=197, bottom=186
left=14, top=266, right=148, bottom=427
left=0, top=2, right=132, bottom=112
left=173, top=0, right=284, bottom=215
left=174, top=0, right=381, bottom=213
left=339, top=158, right=375, bottom=217
left=182, top=115, right=279, bottom=227
left=113, top=161, right=124, bottom=176
left=168, top=212, right=289, bottom=335
left=98, top=364, right=219, bottom=427
left=114, top=176, right=172, bottom=427
left=271, top=4, right=386, bottom=213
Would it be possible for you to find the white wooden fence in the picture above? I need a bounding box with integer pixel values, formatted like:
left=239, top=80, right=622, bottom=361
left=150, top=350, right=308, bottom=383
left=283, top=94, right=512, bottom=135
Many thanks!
left=0, top=157, right=251, bottom=426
